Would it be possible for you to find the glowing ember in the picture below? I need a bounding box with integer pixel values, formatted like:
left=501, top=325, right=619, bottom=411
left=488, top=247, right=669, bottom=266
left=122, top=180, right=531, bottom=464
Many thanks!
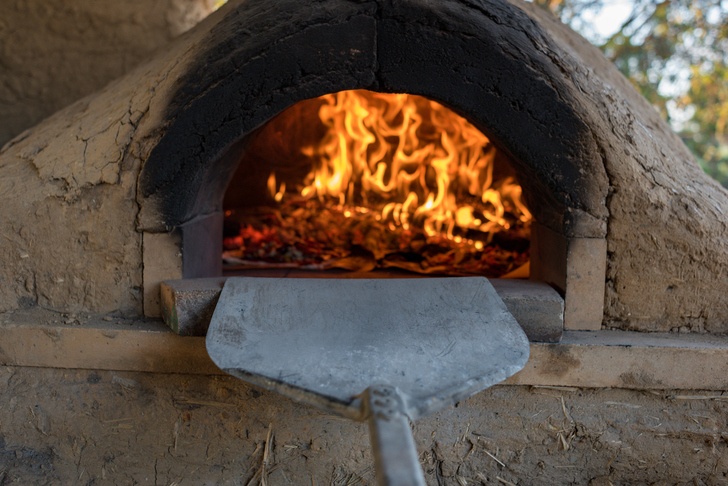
left=224, top=90, right=532, bottom=277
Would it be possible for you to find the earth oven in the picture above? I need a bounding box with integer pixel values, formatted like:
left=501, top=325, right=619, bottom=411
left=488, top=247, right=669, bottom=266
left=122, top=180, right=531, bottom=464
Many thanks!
left=139, top=0, right=612, bottom=337
left=2, top=3, right=728, bottom=483
left=1, top=0, right=726, bottom=338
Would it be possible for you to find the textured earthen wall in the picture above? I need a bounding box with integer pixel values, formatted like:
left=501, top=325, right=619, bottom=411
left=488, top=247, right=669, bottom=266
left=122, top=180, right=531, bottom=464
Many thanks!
left=0, top=1, right=224, bottom=316
left=0, top=0, right=218, bottom=147
left=1, top=367, right=726, bottom=484
left=517, top=3, right=728, bottom=332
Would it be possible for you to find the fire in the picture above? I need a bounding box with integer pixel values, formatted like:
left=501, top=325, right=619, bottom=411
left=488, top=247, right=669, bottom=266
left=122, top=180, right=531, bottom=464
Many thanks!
left=224, top=90, right=531, bottom=278
left=269, top=89, right=531, bottom=245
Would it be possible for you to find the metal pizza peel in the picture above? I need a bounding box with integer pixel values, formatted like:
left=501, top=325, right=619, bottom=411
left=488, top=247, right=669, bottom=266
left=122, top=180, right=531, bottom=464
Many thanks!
left=206, top=276, right=529, bottom=485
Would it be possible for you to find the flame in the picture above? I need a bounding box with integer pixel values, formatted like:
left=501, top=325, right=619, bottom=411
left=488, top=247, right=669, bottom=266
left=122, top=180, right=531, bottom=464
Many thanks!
left=267, top=173, right=285, bottom=203
left=269, top=89, right=531, bottom=243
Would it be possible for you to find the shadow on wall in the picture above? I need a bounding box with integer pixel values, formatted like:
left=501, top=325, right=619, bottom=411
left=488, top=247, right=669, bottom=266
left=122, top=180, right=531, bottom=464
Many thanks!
left=0, top=0, right=220, bottom=147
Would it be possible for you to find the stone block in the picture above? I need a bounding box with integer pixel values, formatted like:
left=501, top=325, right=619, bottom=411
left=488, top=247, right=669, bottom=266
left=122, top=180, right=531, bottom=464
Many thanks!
left=143, top=232, right=183, bottom=318
left=160, top=277, right=225, bottom=336
left=491, top=279, right=563, bottom=343
left=530, top=223, right=606, bottom=331
left=161, top=277, right=564, bottom=342
left=563, top=238, right=607, bottom=331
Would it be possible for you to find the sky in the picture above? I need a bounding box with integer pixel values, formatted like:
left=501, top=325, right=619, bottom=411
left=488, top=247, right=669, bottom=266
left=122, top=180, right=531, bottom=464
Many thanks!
left=571, top=1, right=634, bottom=42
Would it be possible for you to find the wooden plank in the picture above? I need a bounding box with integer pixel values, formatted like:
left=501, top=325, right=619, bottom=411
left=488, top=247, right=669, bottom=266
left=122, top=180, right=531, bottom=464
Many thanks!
left=0, top=314, right=219, bottom=375
left=1, top=310, right=726, bottom=390
left=509, top=331, right=728, bottom=390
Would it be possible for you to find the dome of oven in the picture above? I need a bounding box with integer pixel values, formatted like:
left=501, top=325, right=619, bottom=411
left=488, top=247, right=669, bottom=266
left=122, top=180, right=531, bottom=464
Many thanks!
left=0, top=0, right=725, bottom=333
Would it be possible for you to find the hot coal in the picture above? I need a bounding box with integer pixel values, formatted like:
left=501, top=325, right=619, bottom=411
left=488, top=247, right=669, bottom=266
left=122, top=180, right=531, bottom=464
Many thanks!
left=223, top=199, right=529, bottom=278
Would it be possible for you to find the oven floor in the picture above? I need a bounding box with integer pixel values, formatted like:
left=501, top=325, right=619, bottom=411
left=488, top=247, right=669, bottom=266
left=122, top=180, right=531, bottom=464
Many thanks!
left=223, top=266, right=438, bottom=278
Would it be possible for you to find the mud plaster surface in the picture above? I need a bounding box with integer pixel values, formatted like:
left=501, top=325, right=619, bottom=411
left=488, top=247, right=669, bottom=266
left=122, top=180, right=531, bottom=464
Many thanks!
left=0, top=3, right=222, bottom=316
left=0, top=366, right=726, bottom=485
left=0, top=0, right=217, bottom=147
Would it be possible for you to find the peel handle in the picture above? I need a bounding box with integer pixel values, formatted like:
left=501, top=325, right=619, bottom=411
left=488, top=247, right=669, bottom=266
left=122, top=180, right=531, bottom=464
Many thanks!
left=365, top=385, right=426, bottom=486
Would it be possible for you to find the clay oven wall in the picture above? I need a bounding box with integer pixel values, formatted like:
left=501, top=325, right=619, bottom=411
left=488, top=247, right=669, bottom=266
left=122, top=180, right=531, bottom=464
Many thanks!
left=0, top=0, right=219, bottom=148
left=0, top=0, right=726, bottom=332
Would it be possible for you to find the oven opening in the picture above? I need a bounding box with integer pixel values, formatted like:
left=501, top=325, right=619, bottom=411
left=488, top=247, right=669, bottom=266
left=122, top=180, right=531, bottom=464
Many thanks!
left=156, top=88, right=581, bottom=341
left=221, top=89, right=532, bottom=279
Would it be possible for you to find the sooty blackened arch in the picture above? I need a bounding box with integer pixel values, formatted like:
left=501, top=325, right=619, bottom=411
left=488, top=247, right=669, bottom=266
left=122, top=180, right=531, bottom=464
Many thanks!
left=139, top=0, right=608, bottom=238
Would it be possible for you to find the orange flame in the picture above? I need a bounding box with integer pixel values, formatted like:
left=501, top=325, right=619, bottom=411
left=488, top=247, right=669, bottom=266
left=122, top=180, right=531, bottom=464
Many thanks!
left=270, top=89, right=531, bottom=242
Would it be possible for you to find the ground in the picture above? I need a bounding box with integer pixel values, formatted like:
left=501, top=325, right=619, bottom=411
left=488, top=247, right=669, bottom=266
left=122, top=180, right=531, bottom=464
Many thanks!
left=0, top=366, right=726, bottom=485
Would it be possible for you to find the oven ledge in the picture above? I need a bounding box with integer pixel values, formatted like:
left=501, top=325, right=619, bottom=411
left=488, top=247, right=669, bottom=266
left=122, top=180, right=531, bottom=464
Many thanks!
left=1, top=308, right=726, bottom=391
left=159, top=276, right=566, bottom=343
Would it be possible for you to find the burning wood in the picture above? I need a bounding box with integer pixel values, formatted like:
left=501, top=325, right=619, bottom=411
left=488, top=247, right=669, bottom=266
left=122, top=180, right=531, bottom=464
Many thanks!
left=223, top=90, right=531, bottom=277
left=223, top=200, right=529, bottom=277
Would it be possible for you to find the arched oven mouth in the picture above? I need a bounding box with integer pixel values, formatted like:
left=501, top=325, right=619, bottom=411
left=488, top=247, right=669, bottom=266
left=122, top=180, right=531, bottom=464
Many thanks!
left=147, top=84, right=606, bottom=342
left=137, top=0, right=610, bottom=341
left=157, top=89, right=573, bottom=343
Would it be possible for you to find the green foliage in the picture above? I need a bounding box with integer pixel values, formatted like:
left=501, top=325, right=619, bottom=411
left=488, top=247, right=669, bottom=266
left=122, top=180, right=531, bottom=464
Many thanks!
left=534, top=0, right=728, bottom=187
